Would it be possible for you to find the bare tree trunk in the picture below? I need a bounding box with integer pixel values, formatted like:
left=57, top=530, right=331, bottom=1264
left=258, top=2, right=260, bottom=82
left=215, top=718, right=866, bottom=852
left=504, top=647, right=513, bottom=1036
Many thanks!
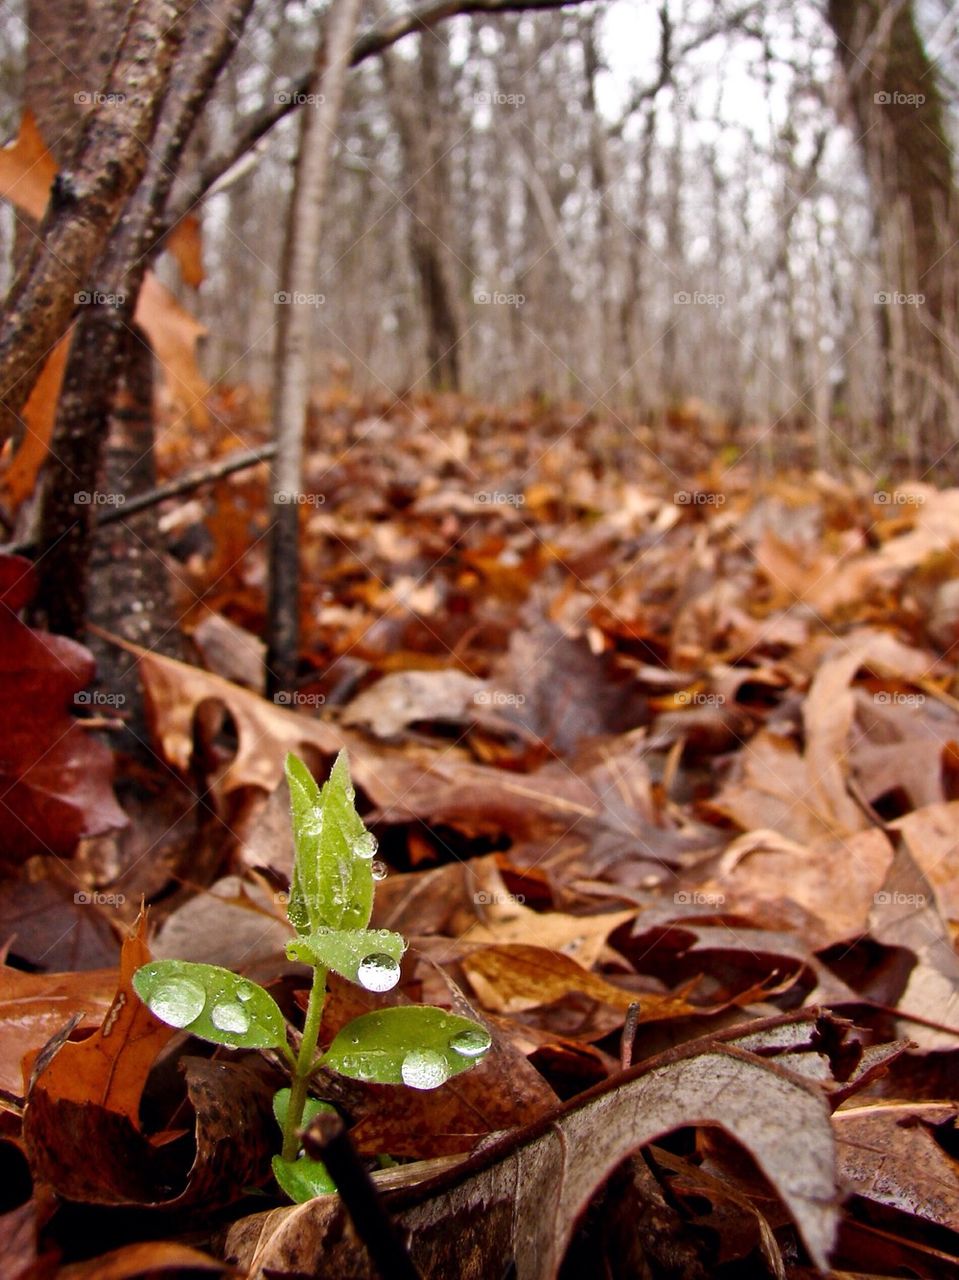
left=0, top=0, right=192, bottom=446
left=267, top=0, right=366, bottom=696
left=30, top=0, right=256, bottom=643
left=382, top=36, right=464, bottom=391
left=826, top=0, right=958, bottom=468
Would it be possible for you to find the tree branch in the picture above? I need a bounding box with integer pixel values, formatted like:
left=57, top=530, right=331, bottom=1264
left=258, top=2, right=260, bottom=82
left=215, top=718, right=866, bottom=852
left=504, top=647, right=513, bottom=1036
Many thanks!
left=162, top=0, right=602, bottom=233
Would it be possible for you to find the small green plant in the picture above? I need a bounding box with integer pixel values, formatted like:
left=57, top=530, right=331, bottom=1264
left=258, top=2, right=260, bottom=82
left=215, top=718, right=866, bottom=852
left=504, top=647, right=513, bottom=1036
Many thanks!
left=132, top=750, right=492, bottom=1202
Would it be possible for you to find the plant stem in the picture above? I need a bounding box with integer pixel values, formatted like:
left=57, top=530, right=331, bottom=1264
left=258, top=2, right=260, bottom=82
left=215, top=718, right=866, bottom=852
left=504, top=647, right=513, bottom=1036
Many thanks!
left=281, top=967, right=327, bottom=1161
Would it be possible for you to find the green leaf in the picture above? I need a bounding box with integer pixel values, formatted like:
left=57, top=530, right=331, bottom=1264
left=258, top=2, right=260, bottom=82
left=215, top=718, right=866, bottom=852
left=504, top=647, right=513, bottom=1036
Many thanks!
left=285, top=750, right=376, bottom=934
left=324, top=1006, right=492, bottom=1089
left=272, top=1153, right=337, bottom=1201
left=271, top=1089, right=338, bottom=1202
left=132, top=960, right=287, bottom=1050
left=272, top=1086, right=337, bottom=1133
left=286, top=928, right=405, bottom=990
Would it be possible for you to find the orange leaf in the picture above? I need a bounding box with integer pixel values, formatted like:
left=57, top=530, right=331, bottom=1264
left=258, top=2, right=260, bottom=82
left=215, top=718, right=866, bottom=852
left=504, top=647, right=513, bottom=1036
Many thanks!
left=29, top=911, right=173, bottom=1124
left=0, top=109, right=55, bottom=220
left=136, top=273, right=209, bottom=427
left=0, top=328, right=71, bottom=511
left=164, top=213, right=205, bottom=288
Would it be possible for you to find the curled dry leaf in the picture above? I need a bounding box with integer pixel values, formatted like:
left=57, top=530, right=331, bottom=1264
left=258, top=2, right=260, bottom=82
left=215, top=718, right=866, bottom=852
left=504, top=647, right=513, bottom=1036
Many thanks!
left=0, top=965, right=115, bottom=1099
left=225, top=1041, right=839, bottom=1278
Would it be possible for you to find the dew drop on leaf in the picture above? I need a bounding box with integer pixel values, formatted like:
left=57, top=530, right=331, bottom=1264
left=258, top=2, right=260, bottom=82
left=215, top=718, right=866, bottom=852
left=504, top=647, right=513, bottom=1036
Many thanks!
left=148, top=978, right=206, bottom=1028
left=352, top=831, right=378, bottom=860
left=236, top=983, right=255, bottom=1002
left=371, top=860, right=388, bottom=881
left=210, top=1001, right=251, bottom=1034
left=449, top=1028, right=491, bottom=1058
left=400, top=1048, right=450, bottom=1090
left=357, top=953, right=400, bottom=992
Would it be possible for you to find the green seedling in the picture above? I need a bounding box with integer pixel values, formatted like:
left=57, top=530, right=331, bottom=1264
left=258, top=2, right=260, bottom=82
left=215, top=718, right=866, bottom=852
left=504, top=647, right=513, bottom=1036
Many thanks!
left=132, top=750, right=492, bottom=1202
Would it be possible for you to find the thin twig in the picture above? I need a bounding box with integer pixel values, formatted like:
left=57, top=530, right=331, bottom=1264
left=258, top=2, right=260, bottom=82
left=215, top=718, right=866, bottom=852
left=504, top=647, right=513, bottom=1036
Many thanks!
left=303, top=1109, right=422, bottom=1280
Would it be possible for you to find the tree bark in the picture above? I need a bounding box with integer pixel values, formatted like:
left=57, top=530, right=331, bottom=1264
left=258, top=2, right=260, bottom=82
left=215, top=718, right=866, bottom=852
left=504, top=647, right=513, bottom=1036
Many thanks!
left=826, top=0, right=959, bottom=467
left=0, top=0, right=192, bottom=447
left=267, top=0, right=366, bottom=696
left=29, top=0, right=256, bottom=641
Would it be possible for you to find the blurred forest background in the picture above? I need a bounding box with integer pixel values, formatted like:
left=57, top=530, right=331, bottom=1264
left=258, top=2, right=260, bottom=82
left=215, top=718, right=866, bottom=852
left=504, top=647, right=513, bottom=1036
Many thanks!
left=2, top=0, right=958, bottom=470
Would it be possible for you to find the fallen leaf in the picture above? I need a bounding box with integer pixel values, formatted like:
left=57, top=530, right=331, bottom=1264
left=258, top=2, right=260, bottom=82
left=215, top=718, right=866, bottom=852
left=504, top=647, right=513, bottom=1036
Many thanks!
left=0, top=965, right=115, bottom=1099
left=26, top=912, right=173, bottom=1123
left=225, top=1040, right=839, bottom=1277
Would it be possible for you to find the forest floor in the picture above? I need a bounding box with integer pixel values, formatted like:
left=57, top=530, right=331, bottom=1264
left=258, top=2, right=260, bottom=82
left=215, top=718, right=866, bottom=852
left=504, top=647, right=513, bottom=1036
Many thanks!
left=3, top=389, right=959, bottom=1278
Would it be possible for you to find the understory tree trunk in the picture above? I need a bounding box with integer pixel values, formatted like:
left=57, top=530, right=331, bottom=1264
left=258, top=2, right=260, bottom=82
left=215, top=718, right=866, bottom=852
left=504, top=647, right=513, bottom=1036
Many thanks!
left=827, top=0, right=959, bottom=469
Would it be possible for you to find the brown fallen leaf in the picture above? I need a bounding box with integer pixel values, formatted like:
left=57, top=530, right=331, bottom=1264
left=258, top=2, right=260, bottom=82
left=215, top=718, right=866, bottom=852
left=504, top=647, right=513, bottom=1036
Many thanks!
left=462, top=942, right=699, bottom=1020
left=834, top=1102, right=959, bottom=1233
left=225, top=1039, right=839, bottom=1277
left=0, top=555, right=127, bottom=862
left=24, top=1053, right=277, bottom=1207
left=0, top=965, right=115, bottom=1100
left=24, top=913, right=172, bottom=1123
left=58, top=1241, right=229, bottom=1278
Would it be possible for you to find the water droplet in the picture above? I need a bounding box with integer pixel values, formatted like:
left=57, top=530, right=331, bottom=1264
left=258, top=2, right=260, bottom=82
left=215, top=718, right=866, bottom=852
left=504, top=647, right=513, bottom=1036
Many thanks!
left=148, top=978, right=205, bottom=1028
left=211, top=1002, right=250, bottom=1034
left=371, top=860, right=388, bottom=881
left=357, top=953, right=400, bottom=992
left=352, top=831, right=377, bottom=860
left=236, top=983, right=255, bottom=1002
left=449, top=1028, right=491, bottom=1058
left=401, top=1049, right=450, bottom=1090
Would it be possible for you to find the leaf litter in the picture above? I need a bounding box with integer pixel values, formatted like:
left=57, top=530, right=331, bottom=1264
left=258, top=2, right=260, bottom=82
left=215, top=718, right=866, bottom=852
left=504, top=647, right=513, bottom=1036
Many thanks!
left=3, top=393, right=959, bottom=1276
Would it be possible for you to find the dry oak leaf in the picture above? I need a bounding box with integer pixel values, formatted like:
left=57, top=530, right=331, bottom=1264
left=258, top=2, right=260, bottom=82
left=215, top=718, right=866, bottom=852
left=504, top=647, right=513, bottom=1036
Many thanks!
left=0, top=555, right=126, bottom=861
left=0, top=964, right=115, bottom=1099
left=462, top=943, right=699, bottom=1020
left=225, top=1042, right=839, bottom=1278
left=24, top=912, right=173, bottom=1122
left=834, top=1101, right=959, bottom=1233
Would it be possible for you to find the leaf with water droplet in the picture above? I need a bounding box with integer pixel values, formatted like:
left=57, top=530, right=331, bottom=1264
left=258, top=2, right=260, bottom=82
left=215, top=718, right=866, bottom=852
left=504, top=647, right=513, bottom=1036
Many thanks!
left=400, top=1048, right=450, bottom=1089
left=324, top=1006, right=492, bottom=1088
left=285, top=751, right=375, bottom=933
left=132, top=960, right=286, bottom=1049
left=286, top=927, right=405, bottom=989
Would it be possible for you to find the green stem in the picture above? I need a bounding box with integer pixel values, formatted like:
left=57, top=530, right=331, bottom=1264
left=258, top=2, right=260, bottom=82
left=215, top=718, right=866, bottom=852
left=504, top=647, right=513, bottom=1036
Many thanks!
left=281, top=967, right=327, bottom=1161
